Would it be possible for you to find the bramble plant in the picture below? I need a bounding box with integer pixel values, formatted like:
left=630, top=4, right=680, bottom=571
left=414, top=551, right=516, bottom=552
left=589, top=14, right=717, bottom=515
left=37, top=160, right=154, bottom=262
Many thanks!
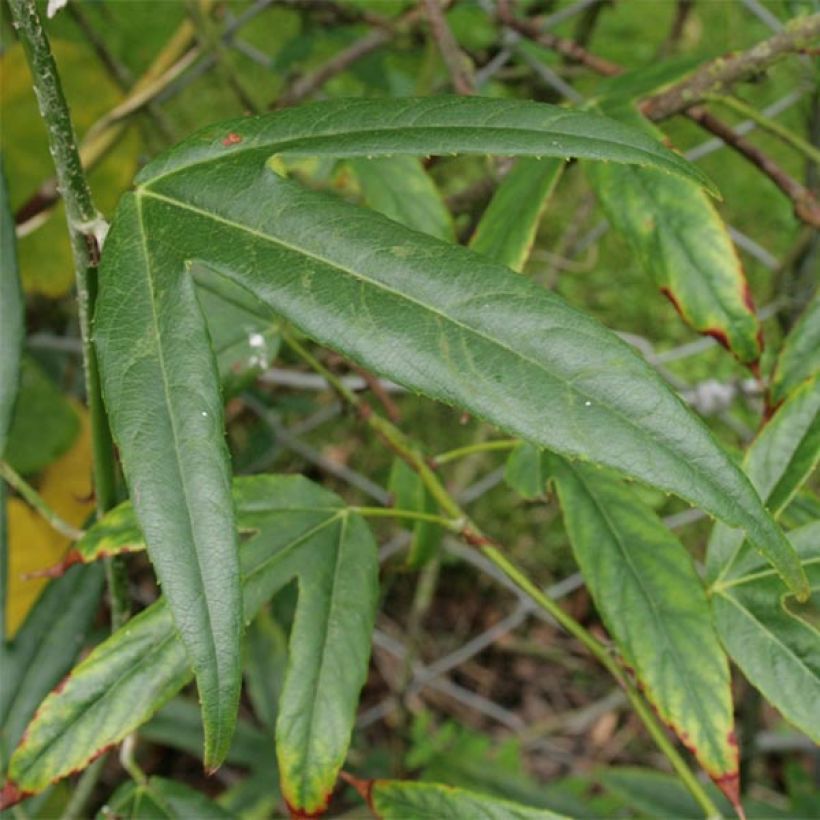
left=1, top=1, right=818, bottom=819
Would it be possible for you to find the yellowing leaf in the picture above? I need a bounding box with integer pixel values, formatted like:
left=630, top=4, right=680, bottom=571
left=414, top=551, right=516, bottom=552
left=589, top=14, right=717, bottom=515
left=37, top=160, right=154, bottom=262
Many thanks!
left=6, top=403, right=94, bottom=635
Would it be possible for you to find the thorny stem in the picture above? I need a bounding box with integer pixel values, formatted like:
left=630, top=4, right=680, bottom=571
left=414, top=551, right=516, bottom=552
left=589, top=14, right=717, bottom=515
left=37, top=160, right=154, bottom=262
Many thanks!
left=283, top=333, right=722, bottom=818
left=8, top=0, right=127, bottom=625
left=0, top=461, right=85, bottom=541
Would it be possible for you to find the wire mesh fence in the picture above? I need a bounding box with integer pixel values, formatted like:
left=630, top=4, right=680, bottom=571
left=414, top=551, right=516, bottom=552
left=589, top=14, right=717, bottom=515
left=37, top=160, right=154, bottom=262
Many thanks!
left=13, top=0, right=817, bottom=780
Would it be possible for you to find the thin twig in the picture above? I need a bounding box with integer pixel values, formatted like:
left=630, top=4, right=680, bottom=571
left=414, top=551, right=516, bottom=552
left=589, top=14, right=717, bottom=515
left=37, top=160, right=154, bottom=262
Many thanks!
left=274, top=8, right=422, bottom=109
left=497, top=0, right=621, bottom=77
left=686, top=105, right=820, bottom=228
left=423, top=0, right=475, bottom=94
left=0, top=461, right=85, bottom=542
left=641, top=13, right=820, bottom=120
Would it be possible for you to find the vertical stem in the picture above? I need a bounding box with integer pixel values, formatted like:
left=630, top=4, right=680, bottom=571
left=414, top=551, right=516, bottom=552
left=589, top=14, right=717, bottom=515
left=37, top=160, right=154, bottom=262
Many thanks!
left=8, top=0, right=126, bottom=624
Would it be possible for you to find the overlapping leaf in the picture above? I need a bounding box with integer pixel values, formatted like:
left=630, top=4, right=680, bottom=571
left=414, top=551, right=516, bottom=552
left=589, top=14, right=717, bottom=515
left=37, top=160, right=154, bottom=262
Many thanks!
left=100, top=776, right=232, bottom=819
left=707, top=374, right=820, bottom=584
left=547, top=456, right=737, bottom=796
left=711, top=522, right=820, bottom=741
left=5, top=476, right=378, bottom=815
left=366, top=779, right=567, bottom=819
left=469, top=158, right=564, bottom=272
left=0, top=159, right=23, bottom=458
left=348, top=156, right=454, bottom=241
left=0, top=564, right=104, bottom=768
left=388, top=458, right=443, bottom=569
left=95, top=97, right=803, bottom=771
left=770, top=289, right=820, bottom=406
left=587, top=124, right=761, bottom=364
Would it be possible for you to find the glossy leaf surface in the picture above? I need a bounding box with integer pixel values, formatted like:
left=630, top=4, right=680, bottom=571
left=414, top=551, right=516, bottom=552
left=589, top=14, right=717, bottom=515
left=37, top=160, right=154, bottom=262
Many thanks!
left=6, top=476, right=377, bottom=815
left=587, top=147, right=760, bottom=364
left=711, top=521, right=820, bottom=742
left=548, top=456, right=737, bottom=787
left=707, top=374, right=820, bottom=585
left=369, top=780, right=567, bottom=819
left=0, top=160, right=23, bottom=458
left=469, top=158, right=563, bottom=272
left=770, top=289, right=820, bottom=406
left=349, top=156, right=454, bottom=241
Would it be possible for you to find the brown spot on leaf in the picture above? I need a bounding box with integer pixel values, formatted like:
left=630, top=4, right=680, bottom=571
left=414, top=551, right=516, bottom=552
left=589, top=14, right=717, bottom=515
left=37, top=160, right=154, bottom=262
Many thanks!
left=222, top=132, right=242, bottom=146
left=0, top=781, right=31, bottom=810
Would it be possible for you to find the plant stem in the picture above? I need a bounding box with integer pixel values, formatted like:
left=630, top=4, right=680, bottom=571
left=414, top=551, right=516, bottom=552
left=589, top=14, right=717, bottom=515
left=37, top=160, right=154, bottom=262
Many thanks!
left=285, top=331, right=723, bottom=817
left=8, top=0, right=125, bottom=624
left=707, top=94, right=820, bottom=165
left=0, top=461, right=85, bottom=541
left=432, top=438, right=518, bottom=466
left=350, top=506, right=462, bottom=531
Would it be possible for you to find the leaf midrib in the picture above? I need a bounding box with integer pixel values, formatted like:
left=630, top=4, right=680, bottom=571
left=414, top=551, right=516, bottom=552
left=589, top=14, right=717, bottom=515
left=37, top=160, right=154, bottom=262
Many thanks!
left=138, top=188, right=745, bottom=527
left=134, top=195, right=227, bottom=760
left=567, top=465, right=731, bottom=771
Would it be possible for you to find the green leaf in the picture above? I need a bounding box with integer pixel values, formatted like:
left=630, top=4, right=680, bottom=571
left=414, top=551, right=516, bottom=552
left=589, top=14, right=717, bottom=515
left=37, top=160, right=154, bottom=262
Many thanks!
left=95, top=192, right=242, bottom=771
left=4, top=359, right=80, bottom=476
left=244, top=607, right=288, bottom=734
left=770, top=289, right=820, bottom=406
left=142, top=697, right=274, bottom=769
left=388, top=458, right=443, bottom=569
left=100, top=776, right=233, bottom=819
left=7, top=475, right=378, bottom=814
left=194, top=267, right=281, bottom=398
left=136, top=97, right=716, bottom=192
left=504, top=441, right=548, bottom=501
left=348, top=156, right=454, bottom=241
left=0, top=158, right=23, bottom=459
left=587, top=124, right=760, bottom=364
left=116, top=149, right=802, bottom=596
left=711, top=521, right=820, bottom=742
left=469, top=158, right=563, bottom=272
left=368, top=779, right=567, bottom=819
left=547, top=456, right=737, bottom=788
left=707, top=374, right=820, bottom=585
left=0, top=564, right=104, bottom=767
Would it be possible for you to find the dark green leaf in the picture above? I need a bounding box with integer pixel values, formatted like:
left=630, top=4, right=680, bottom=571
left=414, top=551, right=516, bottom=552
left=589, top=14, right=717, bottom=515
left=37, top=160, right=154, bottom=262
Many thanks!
left=142, top=697, right=274, bottom=769
left=469, top=158, right=563, bottom=273
left=0, top=564, right=104, bottom=767
left=348, top=156, right=454, bottom=241
left=388, top=458, right=443, bottom=569
left=548, top=456, right=737, bottom=786
left=0, top=158, right=23, bottom=459
left=136, top=98, right=716, bottom=192
left=504, top=441, right=548, bottom=500
left=707, top=374, right=820, bottom=585
left=100, top=776, right=233, bottom=819
left=244, top=607, right=288, bottom=734
left=95, top=192, right=242, bottom=770
left=770, top=289, right=820, bottom=406
left=587, top=119, right=760, bottom=364
left=711, top=521, right=820, bottom=742
left=7, top=475, right=377, bottom=815
left=114, top=151, right=802, bottom=596
left=369, top=779, right=567, bottom=819
left=4, top=359, right=79, bottom=476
